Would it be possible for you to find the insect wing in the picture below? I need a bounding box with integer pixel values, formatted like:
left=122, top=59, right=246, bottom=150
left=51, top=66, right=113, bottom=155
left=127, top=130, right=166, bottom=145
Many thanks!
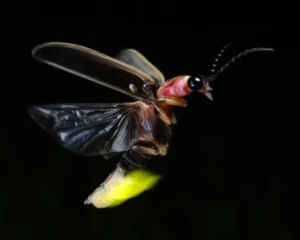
left=28, top=103, right=140, bottom=157
left=116, top=48, right=165, bottom=87
left=32, top=42, right=157, bottom=101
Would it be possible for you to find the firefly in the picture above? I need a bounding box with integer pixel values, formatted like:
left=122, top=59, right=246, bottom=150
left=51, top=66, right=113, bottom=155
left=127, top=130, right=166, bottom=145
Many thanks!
left=28, top=42, right=274, bottom=208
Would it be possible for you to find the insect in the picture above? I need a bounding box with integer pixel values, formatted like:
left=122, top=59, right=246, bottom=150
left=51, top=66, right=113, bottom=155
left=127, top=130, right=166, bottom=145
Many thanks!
left=29, top=42, right=274, bottom=208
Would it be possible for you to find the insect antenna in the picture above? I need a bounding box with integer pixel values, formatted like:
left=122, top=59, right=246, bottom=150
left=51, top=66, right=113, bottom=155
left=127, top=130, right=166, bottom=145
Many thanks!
left=207, top=47, right=274, bottom=83
left=210, top=42, right=232, bottom=74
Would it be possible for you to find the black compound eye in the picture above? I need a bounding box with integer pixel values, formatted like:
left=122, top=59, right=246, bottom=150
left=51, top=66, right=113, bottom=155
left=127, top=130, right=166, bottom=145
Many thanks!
left=187, top=76, right=205, bottom=91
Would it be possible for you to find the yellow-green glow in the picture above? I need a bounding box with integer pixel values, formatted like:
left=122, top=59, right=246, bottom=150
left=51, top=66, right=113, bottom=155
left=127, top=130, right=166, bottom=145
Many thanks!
left=108, top=169, right=162, bottom=207
left=89, top=169, right=162, bottom=208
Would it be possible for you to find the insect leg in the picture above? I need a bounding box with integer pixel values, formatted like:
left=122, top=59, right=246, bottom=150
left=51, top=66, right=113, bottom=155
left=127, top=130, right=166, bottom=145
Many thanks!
left=170, top=111, right=177, bottom=124
left=152, top=102, right=172, bottom=125
left=131, top=145, right=159, bottom=156
left=121, top=140, right=166, bottom=171
left=158, top=97, right=187, bottom=107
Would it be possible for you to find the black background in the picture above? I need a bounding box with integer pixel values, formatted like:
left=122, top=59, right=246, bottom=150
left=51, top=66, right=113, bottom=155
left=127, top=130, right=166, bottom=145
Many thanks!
left=3, top=20, right=298, bottom=240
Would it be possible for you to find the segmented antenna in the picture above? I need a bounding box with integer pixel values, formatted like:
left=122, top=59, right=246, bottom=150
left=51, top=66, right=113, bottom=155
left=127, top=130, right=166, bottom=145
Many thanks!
left=207, top=47, right=274, bottom=83
left=210, top=42, right=232, bottom=74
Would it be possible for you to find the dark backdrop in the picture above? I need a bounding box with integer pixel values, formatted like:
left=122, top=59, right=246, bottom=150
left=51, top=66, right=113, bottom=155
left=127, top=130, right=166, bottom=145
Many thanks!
left=3, top=21, right=298, bottom=240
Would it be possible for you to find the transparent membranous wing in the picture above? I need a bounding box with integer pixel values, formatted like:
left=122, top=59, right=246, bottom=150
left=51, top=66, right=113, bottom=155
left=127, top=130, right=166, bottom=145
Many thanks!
left=31, top=42, right=158, bottom=101
left=28, top=103, right=141, bottom=158
left=115, top=48, right=165, bottom=87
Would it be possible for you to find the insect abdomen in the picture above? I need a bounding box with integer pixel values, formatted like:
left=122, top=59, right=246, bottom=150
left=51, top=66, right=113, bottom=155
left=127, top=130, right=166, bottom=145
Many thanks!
left=84, top=103, right=172, bottom=208
left=84, top=148, right=159, bottom=208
